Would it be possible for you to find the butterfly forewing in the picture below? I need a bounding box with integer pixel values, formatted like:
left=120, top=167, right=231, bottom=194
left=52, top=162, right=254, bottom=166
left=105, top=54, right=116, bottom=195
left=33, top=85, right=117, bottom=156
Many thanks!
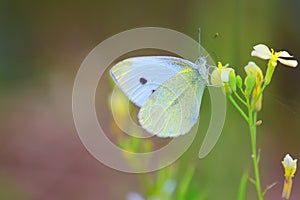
left=110, top=56, right=197, bottom=107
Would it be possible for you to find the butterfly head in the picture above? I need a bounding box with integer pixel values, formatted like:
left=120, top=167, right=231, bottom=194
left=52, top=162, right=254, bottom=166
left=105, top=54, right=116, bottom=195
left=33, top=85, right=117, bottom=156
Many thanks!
left=195, top=56, right=217, bottom=86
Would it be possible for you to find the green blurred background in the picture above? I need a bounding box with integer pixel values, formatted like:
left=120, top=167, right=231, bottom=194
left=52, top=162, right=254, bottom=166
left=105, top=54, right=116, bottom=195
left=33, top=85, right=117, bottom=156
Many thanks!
left=0, top=0, right=299, bottom=199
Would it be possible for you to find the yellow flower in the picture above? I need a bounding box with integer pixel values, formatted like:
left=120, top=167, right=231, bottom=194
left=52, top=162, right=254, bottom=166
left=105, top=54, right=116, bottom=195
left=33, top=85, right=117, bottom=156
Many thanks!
left=211, top=62, right=235, bottom=94
left=251, top=44, right=298, bottom=67
left=211, top=62, right=234, bottom=84
left=282, top=154, right=297, bottom=200
left=244, top=62, right=264, bottom=111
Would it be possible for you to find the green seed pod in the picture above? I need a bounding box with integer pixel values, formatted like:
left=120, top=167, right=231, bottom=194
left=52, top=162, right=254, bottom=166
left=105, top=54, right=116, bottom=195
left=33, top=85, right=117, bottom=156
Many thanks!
left=236, top=75, right=243, bottom=89
left=244, top=74, right=256, bottom=97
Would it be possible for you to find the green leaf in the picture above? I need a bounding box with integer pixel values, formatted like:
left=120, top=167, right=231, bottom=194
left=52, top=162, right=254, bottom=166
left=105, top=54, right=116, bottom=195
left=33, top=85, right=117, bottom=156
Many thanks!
left=237, top=173, right=248, bottom=200
left=176, top=166, right=195, bottom=200
left=156, top=167, right=168, bottom=192
left=184, top=182, right=207, bottom=200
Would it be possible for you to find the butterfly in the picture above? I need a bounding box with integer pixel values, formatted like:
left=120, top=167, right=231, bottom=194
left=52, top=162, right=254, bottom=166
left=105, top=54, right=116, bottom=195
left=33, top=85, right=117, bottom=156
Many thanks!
left=110, top=55, right=212, bottom=137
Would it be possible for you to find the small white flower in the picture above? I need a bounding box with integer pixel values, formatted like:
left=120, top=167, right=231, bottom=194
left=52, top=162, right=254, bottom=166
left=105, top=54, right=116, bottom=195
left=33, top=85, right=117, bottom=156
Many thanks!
left=282, top=154, right=297, bottom=200
left=211, top=62, right=235, bottom=86
left=251, top=44, right=298, bottom=67
left=282, top=154, right=297, bottom=178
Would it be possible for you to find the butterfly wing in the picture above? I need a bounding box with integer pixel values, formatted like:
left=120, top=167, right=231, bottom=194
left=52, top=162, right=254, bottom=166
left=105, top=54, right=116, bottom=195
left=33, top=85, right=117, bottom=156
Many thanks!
left=138, top=68, right=206, bottom=137
left=110, top=56, right=197, bottom=107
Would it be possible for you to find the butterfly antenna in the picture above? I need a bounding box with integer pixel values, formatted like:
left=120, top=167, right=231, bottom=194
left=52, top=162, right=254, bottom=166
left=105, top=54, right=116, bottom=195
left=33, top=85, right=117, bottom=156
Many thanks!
left=198, top=27, right=201, bottom=57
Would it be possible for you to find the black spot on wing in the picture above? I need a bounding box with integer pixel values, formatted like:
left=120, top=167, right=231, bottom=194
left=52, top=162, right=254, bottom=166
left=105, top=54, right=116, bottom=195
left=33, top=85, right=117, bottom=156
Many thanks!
left=139, top=77, right=147, bottom=85
left=152, top=89, right=156, bottom=94
left=173, top=98, right=179, bottom=105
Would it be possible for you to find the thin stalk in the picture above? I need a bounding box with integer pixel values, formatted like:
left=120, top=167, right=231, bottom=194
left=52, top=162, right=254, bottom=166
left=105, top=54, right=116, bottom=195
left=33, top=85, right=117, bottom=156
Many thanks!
left=253, top=112, right=257, bottom=143
left=234, top=91, right=247, bottom=106
left=228, top=94, right=248, bottom=121
left=248, top=107, right=263, bottom=200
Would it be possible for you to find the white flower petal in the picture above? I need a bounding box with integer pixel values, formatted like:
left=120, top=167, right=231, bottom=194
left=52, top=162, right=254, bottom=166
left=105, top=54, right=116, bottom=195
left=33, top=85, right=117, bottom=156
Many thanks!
left=253, top=44, right=271, bottom=53
left=278, top=58, right=298, bottom=67
left=210, top=69, right=223, bottom=86
left=251, top=44, right=272, bottom=59
left=251, top=50, right=271, bottom=60
left=278, top=51, right=294, bottom=58
left=282, top=154, right=297, bottom=169
left=220, top=68, right=233, bottom=82
left=244, top=61, right=259, bottom=75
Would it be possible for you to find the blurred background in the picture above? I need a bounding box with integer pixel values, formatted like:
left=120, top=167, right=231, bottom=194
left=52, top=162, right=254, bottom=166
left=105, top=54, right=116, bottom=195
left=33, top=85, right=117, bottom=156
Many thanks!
left=0, top=0, right=299, bottom=199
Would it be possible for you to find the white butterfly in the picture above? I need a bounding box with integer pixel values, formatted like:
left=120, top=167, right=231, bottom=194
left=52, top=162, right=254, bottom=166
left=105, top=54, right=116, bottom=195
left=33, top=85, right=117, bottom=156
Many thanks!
left=110, top=56, right=211, bottom=137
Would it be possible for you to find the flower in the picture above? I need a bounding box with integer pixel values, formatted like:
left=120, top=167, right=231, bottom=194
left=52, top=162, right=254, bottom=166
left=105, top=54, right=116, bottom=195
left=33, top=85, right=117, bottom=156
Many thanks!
left=282, top=154, right=297, bottom=179
left=251, top=44, right=298, bottom=85
left=244, top=62, right=264, bottom=111
left=211, top=62, right=235, bottom=85
left=251, top=44, right=298, bottom=67
left=282, top=154, right=297, bottom=200
left=211, top=62, right=236, bottom=94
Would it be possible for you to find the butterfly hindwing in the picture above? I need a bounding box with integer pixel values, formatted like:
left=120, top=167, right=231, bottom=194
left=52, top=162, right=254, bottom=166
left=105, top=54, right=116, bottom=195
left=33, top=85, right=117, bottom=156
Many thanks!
left=110, top=56, right=198, bottom=107
left=138, top=68, right=206, bottom=137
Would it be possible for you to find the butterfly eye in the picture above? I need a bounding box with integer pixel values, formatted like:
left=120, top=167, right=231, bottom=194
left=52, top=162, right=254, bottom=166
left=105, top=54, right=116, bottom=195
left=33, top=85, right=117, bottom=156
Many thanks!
left=139, top=77, right=148, bottom=85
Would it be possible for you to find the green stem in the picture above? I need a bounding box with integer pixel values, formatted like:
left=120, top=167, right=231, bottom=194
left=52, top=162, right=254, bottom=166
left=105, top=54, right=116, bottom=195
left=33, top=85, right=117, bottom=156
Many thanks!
left=227, top=94, right=248, bottom=121
left=253, top=112, right=257, bottom=143
left=229, top=85, right=264, bottom=200
left=234, top=91, right=247, bottom=106
left=248, top=107, right=263, bottom=200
